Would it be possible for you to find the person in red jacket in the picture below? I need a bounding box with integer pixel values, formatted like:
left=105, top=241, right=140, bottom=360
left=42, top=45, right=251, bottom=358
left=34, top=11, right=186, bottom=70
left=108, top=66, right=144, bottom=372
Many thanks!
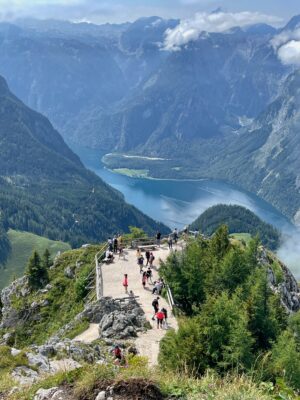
left=156, top=309, right=165, bottom=329
left=123, top=273, right=128, bottom=294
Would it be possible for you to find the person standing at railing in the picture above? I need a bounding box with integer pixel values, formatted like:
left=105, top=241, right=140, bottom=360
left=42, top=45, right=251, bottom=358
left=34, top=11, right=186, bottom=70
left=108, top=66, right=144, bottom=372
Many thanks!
left=156, top=231, right=161, bottom=247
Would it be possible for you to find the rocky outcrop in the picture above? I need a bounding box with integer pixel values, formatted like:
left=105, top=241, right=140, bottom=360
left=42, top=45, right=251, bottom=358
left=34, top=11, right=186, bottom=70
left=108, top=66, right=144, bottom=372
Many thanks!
left=259, top=247, right=300, bottom=312
left=78, top=297, right=147, bottom=340
left=0, top=276, right=30, bottom=330
left=34, top=387, right=70, bottom=400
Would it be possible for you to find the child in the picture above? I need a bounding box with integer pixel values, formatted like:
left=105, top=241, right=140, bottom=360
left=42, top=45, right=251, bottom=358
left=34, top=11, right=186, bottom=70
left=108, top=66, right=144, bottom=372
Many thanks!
left=123, top=274, right=128, bottom=294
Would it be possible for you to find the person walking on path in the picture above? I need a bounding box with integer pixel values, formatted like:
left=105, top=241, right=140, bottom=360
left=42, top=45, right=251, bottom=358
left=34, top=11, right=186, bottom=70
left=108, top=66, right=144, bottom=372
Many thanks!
left=146, top=266, right=153, bottom=284
left=168, top=235, right=173, bottom=250
left=156, top=309, right=165, bottom=329
left=123, top=274, right=128, bottom=294
left=161, top=307, right=168, bottom=328
left=149, top=252, right=155, bottom=268
left=152, top=297, right=160, bottom=320
left=145, top=250, right=150, bottom=266
left=138, top=255, right=144, bottom=273
left=156, top=231, right=161, bottom=247
left=142, top=271, right=147, bottom=289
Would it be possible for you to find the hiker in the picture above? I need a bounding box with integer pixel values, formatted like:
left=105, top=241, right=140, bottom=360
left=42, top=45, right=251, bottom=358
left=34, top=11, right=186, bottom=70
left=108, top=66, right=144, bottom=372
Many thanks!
left=105, top=249, right=114, bottom=261
left=113, top=236, right=118, bottom=253
left=112, top=345, right=127, bottom=367
left=137, top=255, right=144, bottom=273
left=149, top=252, right=155, bottom=267
left=156, top=309, right=165, bottom=329
left=142, top=271, right=147, bottom=289
left=152, top=297, right=160, bottom=320
left=108, top=237, right=113, bottom=252
left=136, top=248, right=142, bottom=259
left=161, top=307, right=168, bottom=327
left=168, top=235, right=173, bottom=249
left=118, top=244, right=125, bottom=259
left=152, top=280, right=163, bottom=295
left=156, top=231, right=161, bottom=247
left=173, top=228, right=178, bottom=244
left=145, top=250, right=150, bottom=266
left=123, top=274, right=128, bottom=294
left=112, top=345, right=122, bottom=363
left=146, top=266, right=153, bottom=284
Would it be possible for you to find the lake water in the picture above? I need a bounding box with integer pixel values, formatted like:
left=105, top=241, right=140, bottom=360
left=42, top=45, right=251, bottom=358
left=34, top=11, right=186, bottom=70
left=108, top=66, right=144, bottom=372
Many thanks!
left=71, top=145, right=300, bottom=278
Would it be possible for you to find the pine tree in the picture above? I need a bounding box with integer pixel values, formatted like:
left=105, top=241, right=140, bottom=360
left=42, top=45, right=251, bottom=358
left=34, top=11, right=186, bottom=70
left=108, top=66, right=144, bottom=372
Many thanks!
left=42, top=248, right=51, bottom=269
left=210, top=224, right=230, bottom=259
left=26, top=251, right=49, bottom=290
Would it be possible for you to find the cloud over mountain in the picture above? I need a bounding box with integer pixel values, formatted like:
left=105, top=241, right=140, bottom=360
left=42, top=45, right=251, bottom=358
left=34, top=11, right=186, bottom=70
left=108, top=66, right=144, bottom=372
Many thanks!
left=271, top=29, right=300, bottom=66
left=163, top=11, right=280, bottom=51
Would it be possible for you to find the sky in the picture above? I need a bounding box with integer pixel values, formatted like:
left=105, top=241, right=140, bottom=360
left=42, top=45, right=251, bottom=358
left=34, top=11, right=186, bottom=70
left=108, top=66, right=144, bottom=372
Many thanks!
left=0, top=0, right=299, bottom=25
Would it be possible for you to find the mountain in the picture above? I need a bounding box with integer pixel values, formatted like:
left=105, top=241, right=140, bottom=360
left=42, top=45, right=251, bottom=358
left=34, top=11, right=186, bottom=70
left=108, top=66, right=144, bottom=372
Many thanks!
left=0, top=16, right=299, bottom=224
left=190, top=204, right=280, bottom=250
left=217, top=70, right=300, bottom=224
left=68, top=23, right=287, bottom=152
left=0, top=76, right=167, bottom=247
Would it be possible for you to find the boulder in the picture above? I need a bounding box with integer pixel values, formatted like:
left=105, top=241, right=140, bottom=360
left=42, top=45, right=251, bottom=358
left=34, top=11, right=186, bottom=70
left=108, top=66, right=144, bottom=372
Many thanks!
left=95, top=391, right=106, bottom=400
left=64, top=266, right=76, bottom=279
left=34, top=387, right=65, bottom=400
left=26, top=352, right=50, bottom=372
left=12, top=366, right=39, bottom=385
left=99, top=311, right=138, bottom=339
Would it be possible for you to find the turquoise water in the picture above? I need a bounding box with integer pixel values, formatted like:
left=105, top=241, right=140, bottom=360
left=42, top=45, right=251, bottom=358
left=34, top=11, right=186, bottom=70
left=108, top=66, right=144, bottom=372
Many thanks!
left=71, top=145, right=300, bottom=278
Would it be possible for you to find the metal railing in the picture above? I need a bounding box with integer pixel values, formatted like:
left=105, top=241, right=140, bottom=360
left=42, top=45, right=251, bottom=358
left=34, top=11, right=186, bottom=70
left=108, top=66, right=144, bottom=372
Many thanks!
left=95, top=244, right=107, bottom=300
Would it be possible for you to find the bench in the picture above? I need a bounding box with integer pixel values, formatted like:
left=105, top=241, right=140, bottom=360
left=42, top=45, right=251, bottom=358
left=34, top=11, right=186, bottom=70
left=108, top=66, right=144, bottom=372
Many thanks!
left=138, top=244, right=157, bottom=251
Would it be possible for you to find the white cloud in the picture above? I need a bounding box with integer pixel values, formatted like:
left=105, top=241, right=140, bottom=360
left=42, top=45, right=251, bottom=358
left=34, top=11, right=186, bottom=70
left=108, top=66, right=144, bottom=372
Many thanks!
left=163, top=11, right=281, bottom=51
left=271, top=28, right=300, bottom=49
left=271, top=29, right=300, bottom=66
left=277, top=40, right=300, bottom=65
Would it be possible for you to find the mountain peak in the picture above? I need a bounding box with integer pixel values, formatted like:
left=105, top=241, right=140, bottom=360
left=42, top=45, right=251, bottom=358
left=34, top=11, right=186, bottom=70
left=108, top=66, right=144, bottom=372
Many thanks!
left=0, top=76, right=9, bottom=94
left=282, top=14, right=300, bottom=31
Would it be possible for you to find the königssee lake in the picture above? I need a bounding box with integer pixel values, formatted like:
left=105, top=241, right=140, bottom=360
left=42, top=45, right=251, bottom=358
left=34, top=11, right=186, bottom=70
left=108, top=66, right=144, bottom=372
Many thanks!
left=72, top=145, right=300, bottom=278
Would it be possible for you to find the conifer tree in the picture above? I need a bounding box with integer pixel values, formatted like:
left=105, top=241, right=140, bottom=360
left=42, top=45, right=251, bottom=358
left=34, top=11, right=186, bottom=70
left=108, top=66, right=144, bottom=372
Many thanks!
left=42, top=248, right=51, bottom=269
left=26, top=251, right=49, bottom=290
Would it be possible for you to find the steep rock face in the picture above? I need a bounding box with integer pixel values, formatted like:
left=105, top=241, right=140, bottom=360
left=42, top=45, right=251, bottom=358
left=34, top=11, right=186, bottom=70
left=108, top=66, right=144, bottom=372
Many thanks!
left=212, top=70, right=300, bottom=223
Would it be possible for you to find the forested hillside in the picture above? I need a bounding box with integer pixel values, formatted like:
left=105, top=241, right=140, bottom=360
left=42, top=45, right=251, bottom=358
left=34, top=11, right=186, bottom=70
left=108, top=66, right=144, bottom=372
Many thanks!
left=159, top=227, right=300, bottom=392
left=0, top=76, right=167, bottom=247
left=190, top=204, right=280, bottom=250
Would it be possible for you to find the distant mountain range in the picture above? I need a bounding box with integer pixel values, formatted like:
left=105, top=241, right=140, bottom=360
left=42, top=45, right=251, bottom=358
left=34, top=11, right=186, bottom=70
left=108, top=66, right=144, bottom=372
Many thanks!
left=0, top=75, right=166, bottom=249
left=0, top=16, right=299, bottom=223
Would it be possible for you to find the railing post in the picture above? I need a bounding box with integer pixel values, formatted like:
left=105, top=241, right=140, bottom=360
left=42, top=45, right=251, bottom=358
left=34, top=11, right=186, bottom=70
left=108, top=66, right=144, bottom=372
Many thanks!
left=95, top=251, right=104, bottom=300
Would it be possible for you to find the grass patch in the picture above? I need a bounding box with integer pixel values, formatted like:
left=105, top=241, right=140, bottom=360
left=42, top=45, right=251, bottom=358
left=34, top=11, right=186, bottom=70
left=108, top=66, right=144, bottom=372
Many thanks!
left=230, top=233, right=252, bottom=246
left=112, top=168, right=149, bottom=178
left=7, top=245, right=103, bottom=347
left=0, top=230, right=70, bottom=289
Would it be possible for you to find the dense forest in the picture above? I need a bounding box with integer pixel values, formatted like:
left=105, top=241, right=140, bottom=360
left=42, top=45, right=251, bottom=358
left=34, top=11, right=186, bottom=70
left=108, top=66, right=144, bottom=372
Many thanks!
left=159, top=226, right=300, bottom=392
left=0, top=216, right=10, bottom=265
left=0, top=76, right=167, bottom=248
left=190, top=204, right=280, bottom=250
